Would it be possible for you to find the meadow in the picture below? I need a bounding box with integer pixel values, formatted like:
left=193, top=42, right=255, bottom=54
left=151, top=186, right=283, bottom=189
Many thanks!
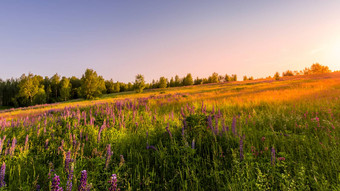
left=0, top=72, right=339, bottom=190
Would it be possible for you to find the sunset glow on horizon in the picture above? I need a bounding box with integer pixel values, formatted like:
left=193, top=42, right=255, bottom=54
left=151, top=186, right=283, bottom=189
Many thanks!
left=0, top=1, right=340, bottom=82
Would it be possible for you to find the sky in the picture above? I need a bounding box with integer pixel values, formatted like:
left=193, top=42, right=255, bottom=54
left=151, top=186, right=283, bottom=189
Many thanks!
left=1, top=1, right=340, bottom=83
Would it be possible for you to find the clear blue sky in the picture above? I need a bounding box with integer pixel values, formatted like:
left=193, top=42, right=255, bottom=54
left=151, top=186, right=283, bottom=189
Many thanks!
left=1, top=1, right=340, bottom=82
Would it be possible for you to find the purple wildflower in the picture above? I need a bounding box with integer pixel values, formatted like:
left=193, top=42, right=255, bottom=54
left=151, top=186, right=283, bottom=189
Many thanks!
left=51, top=174, right=63, bottom=191
left=105, top=144, right=113, bottom=169
left=0, top=136, right=5, bottom=155
left=207, top=115, right=213, bottom=131
left=239, top=137, right=244, bottom=161
left=65, top=151, right=73, bottom=176
left=78, top=170, right=88, bottom=191
left=9, top=137, right=16, bottom=156
left=0, top=162, right=5, bottom=187
left=165, top=123, right=172, bottom=138
left=66, top=164, right=74, bottom=191
left=180, top=107, right=185, bottom=118
left=271, top=147, right=276, bottom=165
left=108, top=174, right=119, bottom=191
left=232, top=117, right=236, bottom=135
left=24, top=134, right=29, bottom=151
left=45, top=139, right=49, bottom=150
left=98, top=124, right=105, bottom=144
left=215, top=117, right=219, bottom=135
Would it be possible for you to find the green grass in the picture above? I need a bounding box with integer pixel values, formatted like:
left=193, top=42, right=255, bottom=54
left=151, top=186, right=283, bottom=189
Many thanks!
left=0, top=73, right=339, bottom=190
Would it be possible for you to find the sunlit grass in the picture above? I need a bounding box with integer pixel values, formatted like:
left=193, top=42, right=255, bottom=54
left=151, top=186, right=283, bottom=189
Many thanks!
left=0, top=72, right=339, bottom=190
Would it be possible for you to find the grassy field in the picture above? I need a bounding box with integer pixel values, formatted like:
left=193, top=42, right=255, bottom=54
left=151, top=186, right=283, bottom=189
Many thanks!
left=0, top=72, right=339, bottom=190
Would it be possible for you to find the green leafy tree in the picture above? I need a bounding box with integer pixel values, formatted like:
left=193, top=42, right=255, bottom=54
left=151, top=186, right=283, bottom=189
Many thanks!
left=225, top=74, right=231, bottom=82
left=80, top=69, right=106, bottom=99
left=159, top=77, right=167, bottom=88
left=274, top=72, right=280, bottom=80
left=128, top=82, right=134, bottom=91
left=70, top=76, right=81, bottom=99
left=114, top=81, right=120, bottom=93
left=174, top=75, right=181, bottom=87
left=120, top=82, right=128, bottom=92
left=60, top=77, right=72, bottom=101
left=231, top=74, right=237, bottom=81
left=208, top=72, right=219, bottom=83
left=282, top=70, right=294, bottom=76
left=169, top=77, right=175, bottom=87
left=18, top=73, right=40, bottom=105
left=183, top=73, right=194, bottom=86
left=105, top=79, right=115, bottom=94
left=43, top=76, right=52, bottom=103
left=134, top=74, right=146, bottom=93
left=51, top=73, right=61, bottom=101
left=194, top=77, right=203, bottom=85
left=33, top=87, right=47, bottom=105
left=304, top=63, right=331, bottom=74
left=0, top=79, right=3, bottom=106
left=243, top=76, right=248, bottom=81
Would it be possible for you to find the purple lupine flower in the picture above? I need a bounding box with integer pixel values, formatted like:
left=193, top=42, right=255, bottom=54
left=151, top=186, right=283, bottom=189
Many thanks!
left=0, top=162, right=5, bottom=187
left=36, top=184, right=41, bottom=191
left=180, top=107, right=185, bottom=118
left=0, top=136, right=5, bottom=155
left=108, top=174, right=119, bottom=191
left=80, top=129, right=83, bottom=142
left=9, top=137, right=16, bottom=156
left=221, top=119, right=226, bottom=134
left=98, top=124, right=104, bottom=144
left=83, top=111, right=87, bottom=125
left=215, top=117, right=219, bottom=135
left=65, top=151, right=73, bottom=176
left=51, top=174, right=63, bottom=191
left=271, top=147, right=276, bottom=165
left=165, top=123, right=172, bottom=138
left=207, top=116, right=213, bottom=130
left=182, top=119, right=187, bottom=136
left=66, top=164, right=74, bottom=191
left=232, top=116, right=236, bottom=135
left=239, top=137, right=244, bottom=161
left=45, top=139, right=49, bottom=150
left=78, top=170, right=88, bottom=191
left=24, top=134, right=29, bottom=151
left=105, top=144, right=113, bottom=169
left=73, top=134, right=77, bottom=148
left=217, top=109, right=222, bottom=118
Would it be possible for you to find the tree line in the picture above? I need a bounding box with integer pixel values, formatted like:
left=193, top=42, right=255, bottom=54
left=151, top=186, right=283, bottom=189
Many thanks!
left=0, top=63, right=331, bottom=108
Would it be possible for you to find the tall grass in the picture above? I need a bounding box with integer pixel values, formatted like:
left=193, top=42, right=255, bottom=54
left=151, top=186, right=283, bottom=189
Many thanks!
left=0, top=73, right=339, bottom=190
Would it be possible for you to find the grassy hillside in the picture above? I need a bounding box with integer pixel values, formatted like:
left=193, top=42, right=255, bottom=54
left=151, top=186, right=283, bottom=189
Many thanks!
left=0, top=72, right=339, bottom=190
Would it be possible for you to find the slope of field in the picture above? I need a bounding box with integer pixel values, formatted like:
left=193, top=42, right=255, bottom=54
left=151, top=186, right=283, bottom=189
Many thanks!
left=0, top=72, right=339, bottom=190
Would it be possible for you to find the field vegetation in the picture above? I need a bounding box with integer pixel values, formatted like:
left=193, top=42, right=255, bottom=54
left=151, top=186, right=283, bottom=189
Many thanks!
left=0, top=71, right=339, bottom=190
